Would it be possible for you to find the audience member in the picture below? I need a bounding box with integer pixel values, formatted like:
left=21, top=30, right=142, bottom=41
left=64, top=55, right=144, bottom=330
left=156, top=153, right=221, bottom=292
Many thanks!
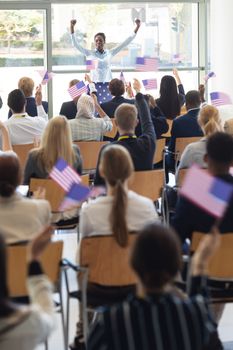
left=166, top=90, right=203, bottom=171
left=81, top=144, right=157, bottom=238
left=0, top=225, right=55, bottom=350
left=24, top=115, right=82, bottom=184
left=4, top=88, right=47, bottom=145
left=88, top=222, right=222, bottom=350
left=100, top=78, right=134, bottom=117
left=59, top=79, right=80, bottom=119
left=177, top=105, right=222, bottom=173
left=69, top=94, right=112, bottom=141
left=8, top=77, right=48, bottom=118
left=71, top=145, right=157, bottom=350
left=133, top=79, right=169, bottom=138
left=224, top=118, right=233, bottom=136
left=156, top=68, right=185, bottom=119
left=0, top=152, right=50, bottom=244
left=171, top=132, right=233, bottom=243
left=59, top=75, right=97, bottom=120
left=94, top=92, right=156, bottom=185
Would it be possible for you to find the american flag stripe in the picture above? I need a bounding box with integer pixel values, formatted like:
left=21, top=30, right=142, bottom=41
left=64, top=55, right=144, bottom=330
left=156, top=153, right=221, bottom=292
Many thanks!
left=142, top=79, right=157, bottom=90
left=50, top=162, right=81, bottom=191
left=136, top=57, right=158, bottom=72
left=210, top=91, right=232, bottom=107
left=68, top=81, right=88, bottom=99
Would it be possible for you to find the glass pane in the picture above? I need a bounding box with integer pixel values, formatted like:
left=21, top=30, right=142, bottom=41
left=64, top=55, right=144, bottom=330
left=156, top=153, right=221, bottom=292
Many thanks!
left=0, top=9, right=46, bottom=120
left=52, top=3, right=198, bottom=71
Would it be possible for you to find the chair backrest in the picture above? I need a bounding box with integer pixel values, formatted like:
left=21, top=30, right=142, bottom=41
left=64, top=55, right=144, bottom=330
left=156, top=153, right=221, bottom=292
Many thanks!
left=12, top=143, right=35, bottom=170
left=80, top=235, right=137, bottom=286
left=29, top=175, right=89, bottom=212
left=7, top=240, right=63, bottom=297
left=153, top=138, right=166, bottom=164
left=73, top=141, right=109, bottom=171
left=104, top=118, right=118, bottom=139
left=30, top=178, right=65, bottom=212
left=129, top=169, right=164, bottom=201
left=191, top=232, right=233, bottom=279
left=161, top=119, right=173, bottom=138
left=175, top=137, right=201, bottom=161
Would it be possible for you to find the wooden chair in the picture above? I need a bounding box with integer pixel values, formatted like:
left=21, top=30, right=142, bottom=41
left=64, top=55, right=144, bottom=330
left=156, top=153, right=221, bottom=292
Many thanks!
left=153, top=138, right=166, bottom=164
left=64, top=234, right=137, bottom=342
left=29, top=175, right=89, bottom=212
left=7, top=240, right=66, bottom=347
left=104, top=118, right=117, bottom=139
left=73, top=141, right=109, bottom=172
left=175, top=137, right=202, bottom=162
left=191, top=232, right=233, bottom=303
left=129, top=169, right=164, bottom=201
left=12, top=143, right=35, bottom=170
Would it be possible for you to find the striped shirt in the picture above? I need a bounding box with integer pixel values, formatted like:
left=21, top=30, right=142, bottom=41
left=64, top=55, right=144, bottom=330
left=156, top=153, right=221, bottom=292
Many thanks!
left=87, top=276, right=217, bottom=350
left=69, top=115, right=112, bottom=141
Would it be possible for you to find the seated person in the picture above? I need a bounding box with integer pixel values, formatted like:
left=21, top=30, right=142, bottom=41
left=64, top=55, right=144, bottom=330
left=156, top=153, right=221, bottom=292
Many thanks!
left=100, top=78, right=134, bottom=117
left=59, top=79, right=80, bottom=119
left=4, top=88, right=47, bottom=145
left=166, top=90, right=203, bottom=171
left=24, top=115, right=82, bottom=184
left=176, top=105, right=222, bottom=177
left=0, top=226, right=55, bottom=350
left=171, top=132, right=233, bottom=243
left=94, top=92, right=156, bottom=185
left=156, top=68, right=185, bottom=120
left=224, top=117, right=233, bottom=136
left=69, top=94, right=112, bottom=141
left=71, top=144, right=158, bottom=349
left=88, top=222, right=222, bottom=350
left=0, top=152, right=50, bottom=244
left=132, top=80, right=169, bottom=138
left=8, top=77, right=48, bottom=118
left=59, top=75, right=97, bottom=120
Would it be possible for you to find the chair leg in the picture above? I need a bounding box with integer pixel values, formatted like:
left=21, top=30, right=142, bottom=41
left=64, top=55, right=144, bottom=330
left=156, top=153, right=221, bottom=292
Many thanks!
left=59, top=274, right=67, bottom=350
left=44, top=339, right=48, bottom=350
left=64, top=268, right=70, bottom=348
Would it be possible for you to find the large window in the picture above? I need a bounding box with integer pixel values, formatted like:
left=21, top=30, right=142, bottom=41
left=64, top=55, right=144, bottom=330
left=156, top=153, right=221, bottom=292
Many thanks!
left=0, top=1, right=205, bottom=120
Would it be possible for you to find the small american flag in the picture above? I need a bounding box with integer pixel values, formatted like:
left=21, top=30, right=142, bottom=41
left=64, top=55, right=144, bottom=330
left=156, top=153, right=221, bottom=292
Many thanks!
left=119, top=71, right=126, bottom=84
left=142, top=78, right=157, bottom=91
left=210, top=91, right=232, bottom=107
left=59, top=183, right=90, bottom=211
left=68, top=81, right=88, bottom=99
left=180, top=164, right=233, bottom=218
left=136, top=57, right=158, bottom=72
left=204, top=71, right=216, bottom=82
left=86, top=59, right=97, bottom=71
left=50, top=158, right=81, bottom=192
left=38, top=70, right=54, bottom=85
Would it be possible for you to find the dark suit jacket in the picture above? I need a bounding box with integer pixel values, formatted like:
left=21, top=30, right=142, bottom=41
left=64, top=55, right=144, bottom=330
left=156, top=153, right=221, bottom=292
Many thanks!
left=94, top=93, right=156, bottom=185
left=100, top=96, right=134, bottom=117
left=59, top=101, right=77, bottom=120
left=136, top=106, right=169, bottom=139
left=8, top=97, right=48, bottom=118
left=168, top=108, right=203, bottom=153
left=171, top=174, right=233, bottom=243
left=166, top=108, right=203, bottom=170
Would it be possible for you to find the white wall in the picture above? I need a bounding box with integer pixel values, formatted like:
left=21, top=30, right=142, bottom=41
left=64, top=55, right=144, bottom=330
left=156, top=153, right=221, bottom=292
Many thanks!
left=210, top=0, right=233, bottom=102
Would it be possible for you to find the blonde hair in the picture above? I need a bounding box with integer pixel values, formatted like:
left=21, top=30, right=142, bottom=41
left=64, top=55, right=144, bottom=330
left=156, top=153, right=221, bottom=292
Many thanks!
left=18, top=77, right=34, bottom=97
left=33, top=116, right=75, bottom=173
left=99, top=145, right=134, bottom=247
left=198, top=105, right=222, bottom=136
left=115, top=103, right=138, bottom=132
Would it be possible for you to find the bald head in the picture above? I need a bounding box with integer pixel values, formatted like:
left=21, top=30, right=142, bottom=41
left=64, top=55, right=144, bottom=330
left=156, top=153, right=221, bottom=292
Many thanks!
left=0, top=152, right=21, bottom=197
left=115, top=103, right=138, bottom=134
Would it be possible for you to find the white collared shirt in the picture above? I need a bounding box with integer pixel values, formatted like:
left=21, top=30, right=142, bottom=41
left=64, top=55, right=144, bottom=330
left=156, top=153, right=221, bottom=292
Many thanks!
left=4, top=108, right=47, bottom=145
